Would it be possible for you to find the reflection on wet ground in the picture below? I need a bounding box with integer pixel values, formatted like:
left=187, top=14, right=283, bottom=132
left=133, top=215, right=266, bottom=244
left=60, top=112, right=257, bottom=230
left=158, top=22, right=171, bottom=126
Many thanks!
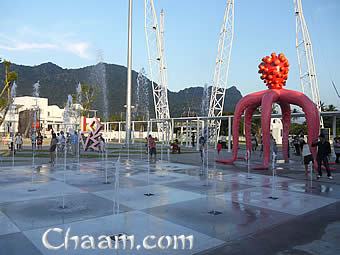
left=0, top=159, right=339, bottom=254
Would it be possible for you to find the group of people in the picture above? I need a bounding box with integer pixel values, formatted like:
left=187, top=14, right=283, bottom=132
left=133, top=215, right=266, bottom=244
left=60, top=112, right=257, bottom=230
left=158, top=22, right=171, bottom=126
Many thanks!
left=9, top=133, right=23, bottom=152
left=48, top=130, right=81, bottom=166
left=298, top=132, right=340, bottom=179
left=196, top=130, right=335, bottom=180
left=39, top=126, right=339, bottom=180
left=50, top=130, right=80, bottom=154
left=292, top=135, right=305, bottom=156
left=31, top=131, right=44, bottom=150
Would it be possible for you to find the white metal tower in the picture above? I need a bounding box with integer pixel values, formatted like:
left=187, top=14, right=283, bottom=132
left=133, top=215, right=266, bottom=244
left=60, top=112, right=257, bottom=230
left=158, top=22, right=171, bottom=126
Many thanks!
left=294, top=0, right=323, bottom=126
left=208, top=0, right=234, bottom=142
left=144, top=0, right=171, bottom=132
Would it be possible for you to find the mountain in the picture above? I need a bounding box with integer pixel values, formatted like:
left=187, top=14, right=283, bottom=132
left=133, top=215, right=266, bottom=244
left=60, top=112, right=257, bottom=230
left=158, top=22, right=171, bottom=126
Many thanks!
left=169, top=86, right=242, bottom=117
left=0, top=62, right=242, bottom=119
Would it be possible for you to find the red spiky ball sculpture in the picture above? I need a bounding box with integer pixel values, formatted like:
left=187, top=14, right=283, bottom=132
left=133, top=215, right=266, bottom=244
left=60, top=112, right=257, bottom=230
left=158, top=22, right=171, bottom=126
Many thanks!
left=258, top=53, right=289, bottom=89
left=217, top=52, right=320, bottom=170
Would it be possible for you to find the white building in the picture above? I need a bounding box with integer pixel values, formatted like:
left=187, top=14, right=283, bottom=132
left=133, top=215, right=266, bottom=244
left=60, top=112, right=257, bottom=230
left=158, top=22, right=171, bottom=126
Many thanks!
left=0, top=96, right=79, bottom=136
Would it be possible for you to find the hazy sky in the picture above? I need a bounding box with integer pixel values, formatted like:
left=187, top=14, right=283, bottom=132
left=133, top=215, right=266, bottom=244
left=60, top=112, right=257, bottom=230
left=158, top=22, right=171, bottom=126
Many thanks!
left=1, top=0, right=339, bottom=107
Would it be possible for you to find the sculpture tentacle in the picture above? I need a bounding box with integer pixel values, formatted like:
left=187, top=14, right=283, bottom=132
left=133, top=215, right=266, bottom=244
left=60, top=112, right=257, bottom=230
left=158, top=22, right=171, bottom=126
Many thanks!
left=279, top=89, right=320, bottom=159
left=245, top=105, right=259, bottom=155
left=256, top=90, right=280, bottom=169
left=217, top=90, right=266, bottom=164
left=279, top=102, right=291, bottom=162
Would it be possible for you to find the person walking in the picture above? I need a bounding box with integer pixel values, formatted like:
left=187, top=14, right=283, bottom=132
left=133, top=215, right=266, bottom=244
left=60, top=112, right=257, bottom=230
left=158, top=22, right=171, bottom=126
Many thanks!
left=49, top=133, right=58, bottom=166
left=312, top=134, right=333, bottom=180
left=333, top=137, right=340, bottom=163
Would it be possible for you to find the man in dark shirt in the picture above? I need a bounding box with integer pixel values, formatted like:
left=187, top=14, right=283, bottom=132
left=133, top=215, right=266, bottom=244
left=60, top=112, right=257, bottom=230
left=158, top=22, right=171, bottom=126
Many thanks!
left=312, top=134, right=333, bottom=179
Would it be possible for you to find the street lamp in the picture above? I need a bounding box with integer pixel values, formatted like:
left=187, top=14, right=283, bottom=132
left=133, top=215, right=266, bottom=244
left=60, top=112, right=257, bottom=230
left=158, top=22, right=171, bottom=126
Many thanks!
left=125, top=0, right=133, bottom=145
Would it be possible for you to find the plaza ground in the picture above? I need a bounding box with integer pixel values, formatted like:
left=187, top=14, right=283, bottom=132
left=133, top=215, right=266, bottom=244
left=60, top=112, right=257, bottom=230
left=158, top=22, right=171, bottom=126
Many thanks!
left=0, top=143, right=339, bottom=254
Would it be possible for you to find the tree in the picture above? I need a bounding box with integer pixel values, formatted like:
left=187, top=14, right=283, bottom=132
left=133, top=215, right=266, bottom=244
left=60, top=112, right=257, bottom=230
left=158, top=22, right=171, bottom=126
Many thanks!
left=290, top=122, right=307, bottom=135
left=326, top=104, right=337, bottom=112
left=321, top=103, right=338, bottom=133
left=72, top=83, right=97, bottom=117
left=291, top=108, right=300, bottom=122
left=0, top=60, right=18, bottom=127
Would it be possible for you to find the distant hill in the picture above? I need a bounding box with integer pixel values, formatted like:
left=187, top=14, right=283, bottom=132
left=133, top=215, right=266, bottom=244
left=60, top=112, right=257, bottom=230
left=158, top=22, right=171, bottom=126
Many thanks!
left=0, top=62, right=242, bottom=119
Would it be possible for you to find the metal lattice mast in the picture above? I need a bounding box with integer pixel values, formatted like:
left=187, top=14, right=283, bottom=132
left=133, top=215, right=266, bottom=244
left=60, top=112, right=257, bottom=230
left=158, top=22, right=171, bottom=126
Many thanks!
left=144, top=0, right=171, bottom=132
left=294, top=0, right=323, bottom=127
left=208, top=0, right=234, bottom=142
left=160, top=9, right=168, bottom=96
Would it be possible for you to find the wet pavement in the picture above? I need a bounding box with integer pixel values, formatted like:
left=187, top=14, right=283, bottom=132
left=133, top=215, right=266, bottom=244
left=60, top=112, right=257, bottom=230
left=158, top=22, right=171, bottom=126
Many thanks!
left=0, top=151, right=339, bottom=254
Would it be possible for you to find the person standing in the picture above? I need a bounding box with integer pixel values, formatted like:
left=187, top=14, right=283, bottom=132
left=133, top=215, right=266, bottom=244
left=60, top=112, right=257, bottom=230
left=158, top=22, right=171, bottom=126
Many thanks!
left=333, top=137, right=340, bottom=164
left=301, top=139, right=314, bottom=176
left=312, top=134, right=333, bottom=179
left=251, top=134, right=258, bottom=152
left=217, top=140, right=222, bottom=155
left=293, top=135, right=301, bottom=156
left=15, top=133, right=23, bottom=151
left=259, top=136, right=263, bottom=158
left=148, top=134, right=157, bottom=161
left=71, top=131, right=78, bottom=156
left=49, top=133, right=58, bottom=166
left=191, top=133, right=195, bottom=148
left=199, top=136, right=206, bottom=162
left=299, top=134, right=305, bottom=156
left=99, top=134, right=106, bottom=153
left=31, top=131, right=36, bottom=150
left=270, top=134, right=278, bottom=156
left=9, top=133, right=15, bottom=153
left=37, top=132, right=43, bottom=150
left=59, top=131, right=66, bottom=153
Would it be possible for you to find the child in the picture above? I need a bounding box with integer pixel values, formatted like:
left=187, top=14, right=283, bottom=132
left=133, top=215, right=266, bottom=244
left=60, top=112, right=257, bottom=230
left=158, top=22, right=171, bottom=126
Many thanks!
left=217, top=140, right=222, bottom=155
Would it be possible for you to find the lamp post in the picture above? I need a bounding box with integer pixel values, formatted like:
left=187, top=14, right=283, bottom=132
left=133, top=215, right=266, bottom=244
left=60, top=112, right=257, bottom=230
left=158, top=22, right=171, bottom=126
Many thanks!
left=125, top=0, right=133, bottom=144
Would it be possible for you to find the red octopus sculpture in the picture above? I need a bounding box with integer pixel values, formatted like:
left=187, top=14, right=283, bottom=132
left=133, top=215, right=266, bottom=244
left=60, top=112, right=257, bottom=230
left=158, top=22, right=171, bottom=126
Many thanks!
left=217, top=53, right=320, bottom=169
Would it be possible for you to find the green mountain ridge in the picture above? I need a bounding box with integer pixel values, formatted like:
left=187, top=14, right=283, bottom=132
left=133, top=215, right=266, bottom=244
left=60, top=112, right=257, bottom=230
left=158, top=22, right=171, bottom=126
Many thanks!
left=0, top=62, right=242, bottom=119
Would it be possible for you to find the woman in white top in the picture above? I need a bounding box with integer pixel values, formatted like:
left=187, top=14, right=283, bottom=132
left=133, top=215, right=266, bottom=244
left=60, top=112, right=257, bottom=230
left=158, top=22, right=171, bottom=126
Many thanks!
left=15, top=133, right=23, bottom=151
left=301, top=139, right=313, bottom=176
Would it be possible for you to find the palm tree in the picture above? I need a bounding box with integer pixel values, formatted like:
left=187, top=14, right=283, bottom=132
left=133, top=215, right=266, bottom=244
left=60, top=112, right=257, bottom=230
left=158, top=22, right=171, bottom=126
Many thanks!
left=0, top=60, right=18, bottom=126
left=326, top=104, right=337, bottom=112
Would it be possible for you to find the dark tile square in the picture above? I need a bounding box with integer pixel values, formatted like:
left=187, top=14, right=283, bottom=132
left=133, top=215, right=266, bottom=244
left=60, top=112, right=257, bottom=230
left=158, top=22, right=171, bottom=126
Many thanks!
left=144, top=196, right=293, bottom=241
left=68, top=176, right=148, bottom=192
left=0, top=193, right=131, bottom=231
left=163, top=179, right=254, bottom=195
left=0, top=232, right=42, bottom=255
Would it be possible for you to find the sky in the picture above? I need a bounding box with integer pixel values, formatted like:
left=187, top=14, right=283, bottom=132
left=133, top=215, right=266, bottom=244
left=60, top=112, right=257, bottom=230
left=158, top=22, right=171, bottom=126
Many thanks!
left=1, top=0, right=339, bottom=107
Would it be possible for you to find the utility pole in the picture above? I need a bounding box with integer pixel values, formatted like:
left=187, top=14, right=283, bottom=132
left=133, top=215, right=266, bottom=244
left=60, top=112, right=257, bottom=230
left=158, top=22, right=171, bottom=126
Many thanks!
left=125, top=0, right=133, bottom=144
